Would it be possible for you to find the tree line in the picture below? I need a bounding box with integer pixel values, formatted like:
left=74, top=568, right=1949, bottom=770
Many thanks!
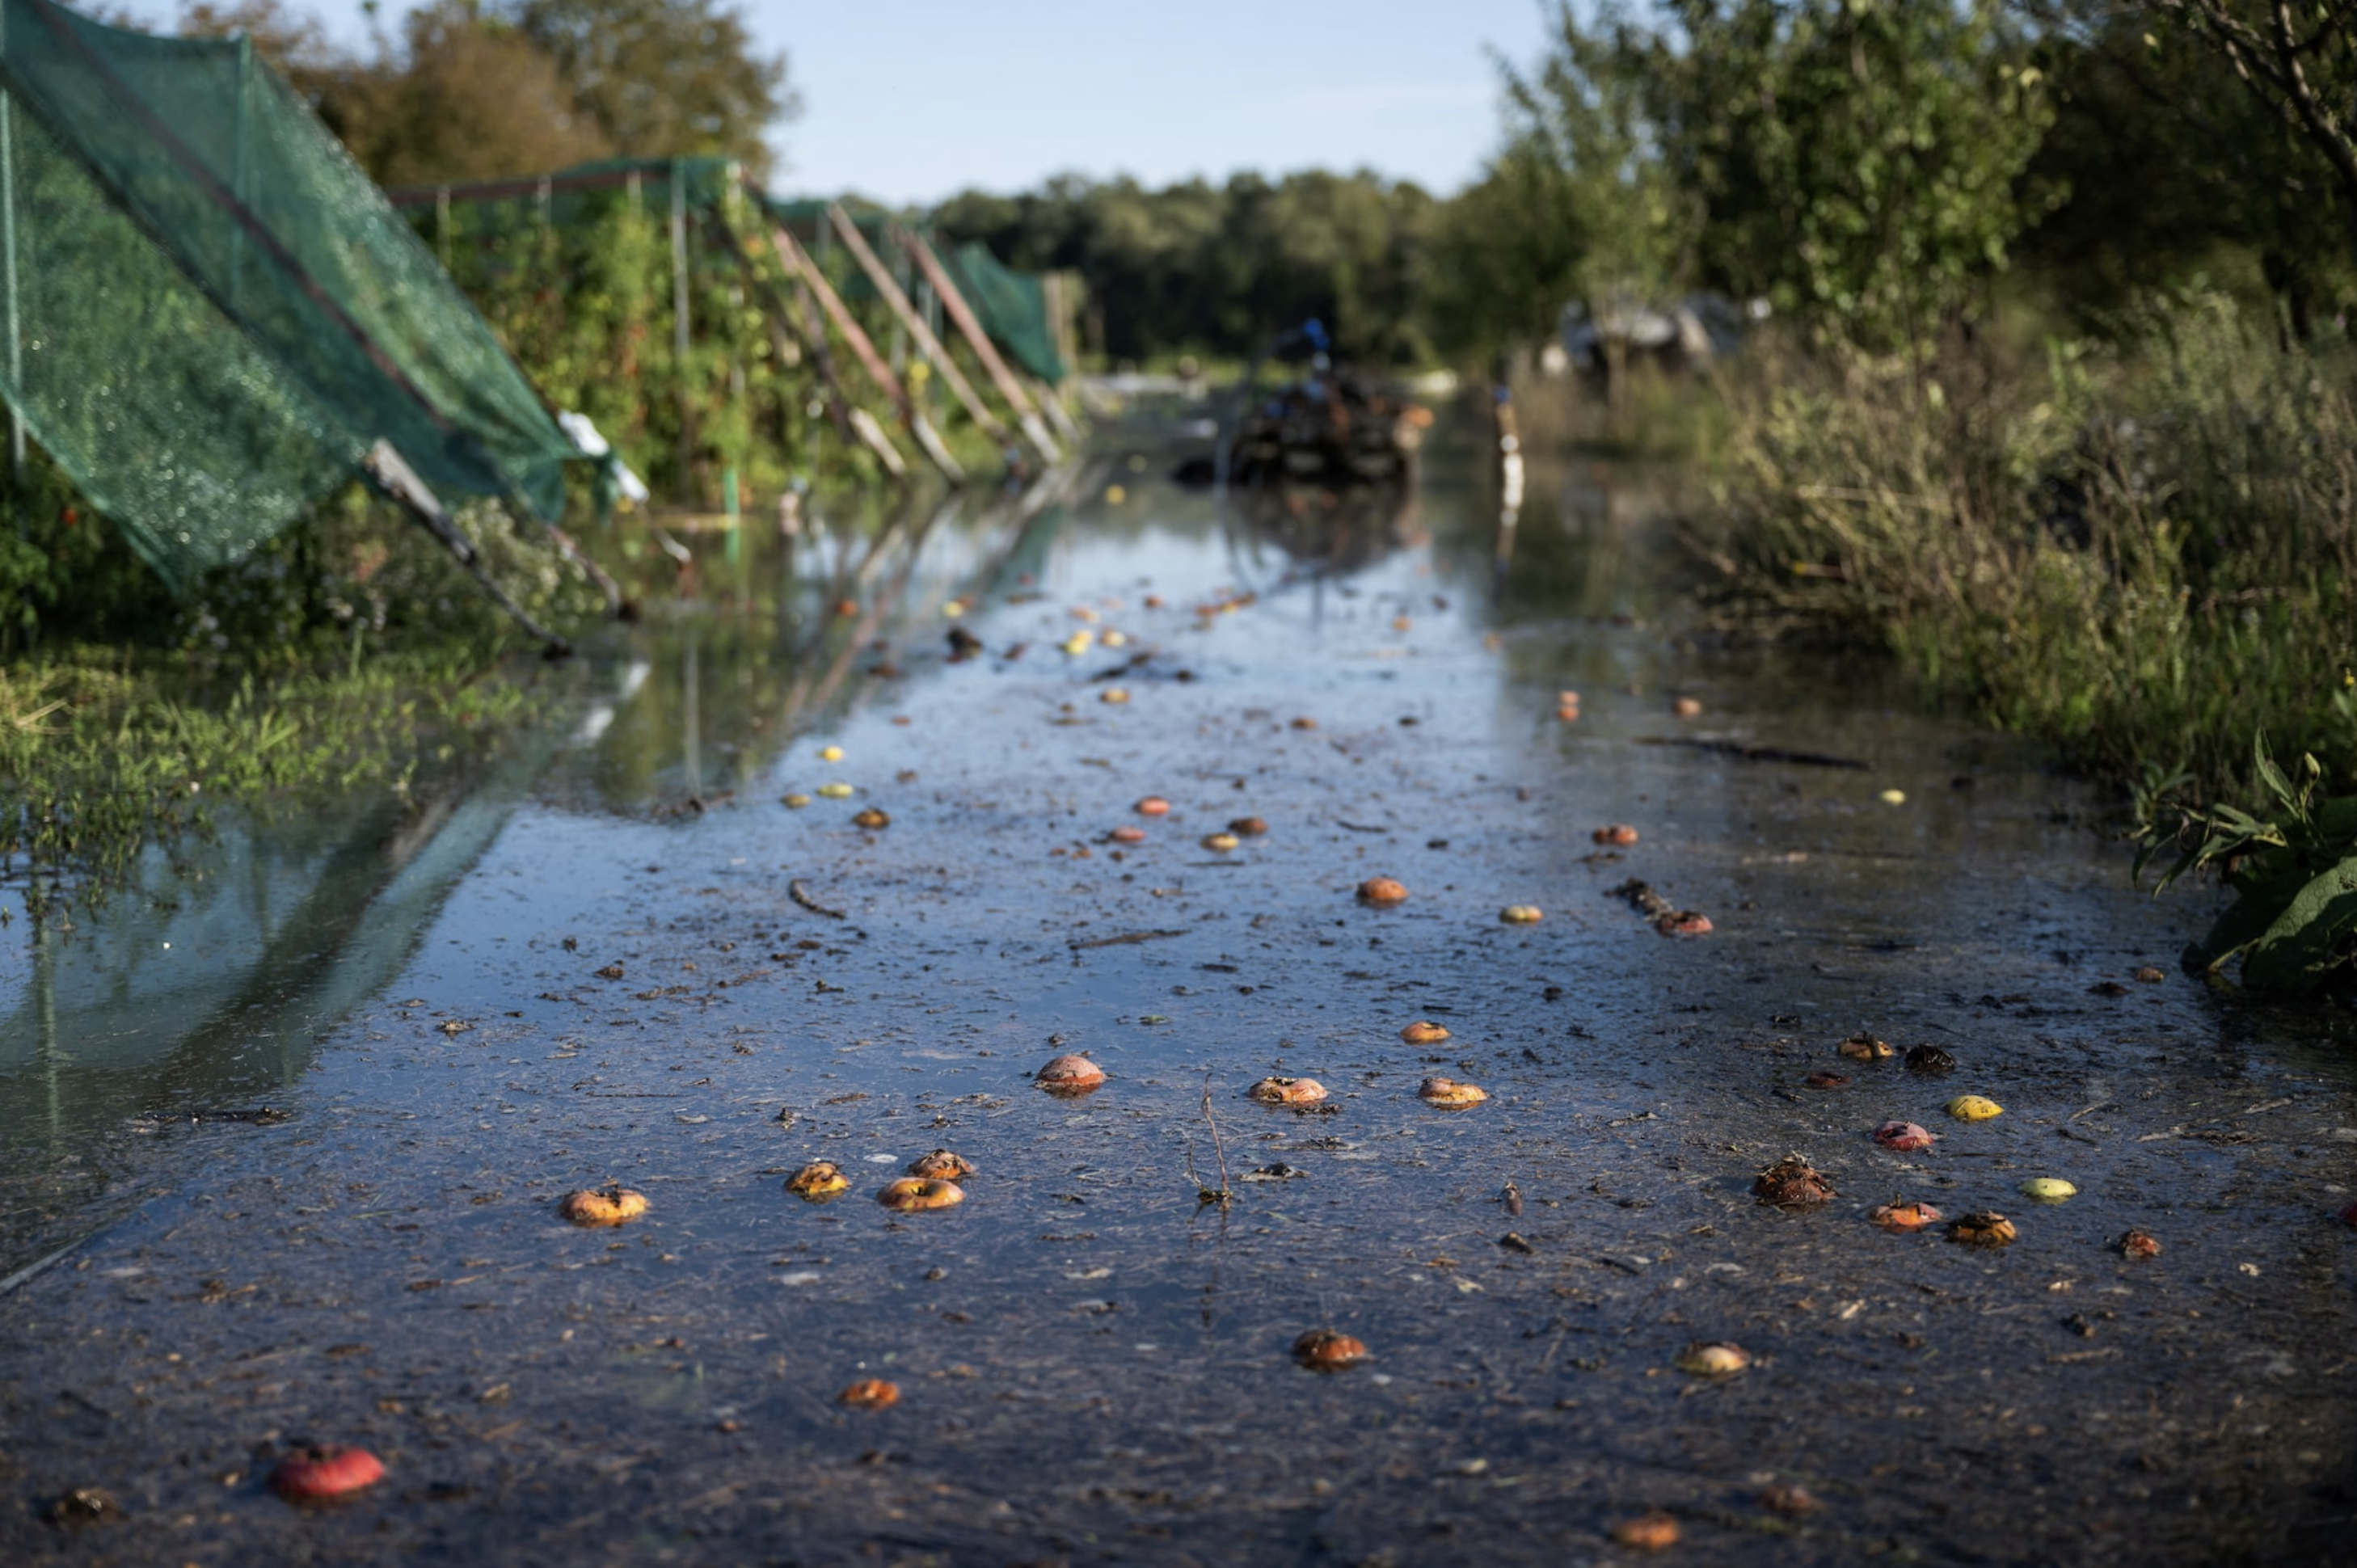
left=1438, top=0, right=2357, bottom=355
left=178, top=0, right=794, bottom=186
left=159, top=0, right=2357, bottom=372
left=930, top=0, right=2357, bottom=369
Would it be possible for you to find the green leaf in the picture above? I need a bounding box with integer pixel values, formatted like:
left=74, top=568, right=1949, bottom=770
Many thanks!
left=2241, top=854, right=2357, bottom=993
left=2253, top=734, right=2295, bottom=810
left=2313, top=795, right=2357, bottom=849
left=2184, top=869, right=2306, bottom=975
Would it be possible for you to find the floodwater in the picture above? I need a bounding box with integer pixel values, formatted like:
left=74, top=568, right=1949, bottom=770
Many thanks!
left=2, top=417, right=2355, bottom=1566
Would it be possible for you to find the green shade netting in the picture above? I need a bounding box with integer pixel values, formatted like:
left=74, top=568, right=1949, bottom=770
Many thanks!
left=393, top=155, right=744, bottom=227
left=761, top=196, right=1065, bottom=385
left=939, top=240, right=1064, bottom=385
left=541, top=156, right=741, bottom=213
left=0, top=0, right=577, bottom=588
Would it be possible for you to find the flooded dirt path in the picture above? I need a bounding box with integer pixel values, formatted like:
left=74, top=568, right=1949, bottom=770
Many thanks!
left=3, top=423, right=2355, bottom=1565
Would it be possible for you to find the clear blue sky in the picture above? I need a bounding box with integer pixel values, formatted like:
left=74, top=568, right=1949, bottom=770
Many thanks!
left=107, top=0, right=1556, bottom=203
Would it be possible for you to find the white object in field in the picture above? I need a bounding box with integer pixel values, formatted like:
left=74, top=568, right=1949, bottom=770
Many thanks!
left=557, top=409, right=609, bottom=456
left=559, top=410, right=650, bottom=503
left=846, top=407, right=910, bottom=478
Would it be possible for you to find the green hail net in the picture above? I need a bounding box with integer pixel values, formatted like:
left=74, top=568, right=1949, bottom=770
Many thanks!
left=0, top=0, right=579, bottom=589
left=939, top=241, right=1064, bottom=385
left=765, top=196, right=1065, bottom=385
left=390, top=156, right=745, bottom=234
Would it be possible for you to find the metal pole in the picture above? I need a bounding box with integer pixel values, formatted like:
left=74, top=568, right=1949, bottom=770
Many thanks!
left=2, top=100, right=20, bottom=481
left=682, top=632, right=702, bottom=804
left=1, top=0, right=23, bottom=484
left=725, top=163, right=744, bottom=525
left=36, top=900, right=59, bottom=1140
left=671, top=161, right=692, bottom=503
left=228, top=38, right=251, bottom=315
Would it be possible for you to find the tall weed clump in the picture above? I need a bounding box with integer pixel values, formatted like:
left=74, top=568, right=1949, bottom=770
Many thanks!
left=1704, top=293, right=2357, bottom=802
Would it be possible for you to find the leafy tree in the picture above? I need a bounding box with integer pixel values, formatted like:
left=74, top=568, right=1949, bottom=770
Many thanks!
left=2141, top=0, right=2357, bottom=273
left=1635, top=0, right=2056, bottom=349
left=178, top=0, right=374, bottom=143
left=501, top=0, right=798, bottom=179
left=2020, top=2, right=2351, bottom=333
left=1432, top=6, right=1697, bottom=355
left=1431, top=0, right=2055, bottom=356
left=1427, top=132, right=1591, bottom=354
left=935, top=171, right=1436, bottom=365
left=361, top=2, right=613, bottom=185
left=184, top=0, right=789, bottom=187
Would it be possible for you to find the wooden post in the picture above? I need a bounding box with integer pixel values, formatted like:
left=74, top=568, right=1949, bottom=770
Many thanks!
left=789, top=284, right=855, bottom=442
left=363, top=440, right=567, bottom=654
left=771, top=225, right=958, bottom=483
left=845, top=407, right=907, bottom=479
left=796, top=282, right=908, bottom=477
left=705, top=205, right=909, bottom=479
left=1039, top=272, right=1084, bottom=444
left=900, top=231, right=1061, bottom=464
left=1031, top=373, right=1082, bottom=446
left=1045, top=271, right=1082, bottom=381
left=825, top=204, right=1014, bottom=453
left=772, top=226, right=908, bottom=420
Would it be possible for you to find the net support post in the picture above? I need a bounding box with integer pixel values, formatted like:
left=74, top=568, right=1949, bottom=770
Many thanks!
left=829, top=204, right=1005, bottom=471
left=770, top=223, right=934, bottom=483
left=902, top=232, right=1061, bottom=465
left=363, top=440, right=568, bottom=655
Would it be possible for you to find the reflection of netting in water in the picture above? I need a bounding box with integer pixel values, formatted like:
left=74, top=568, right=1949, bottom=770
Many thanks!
left=0, top=0, right=578, bottom=588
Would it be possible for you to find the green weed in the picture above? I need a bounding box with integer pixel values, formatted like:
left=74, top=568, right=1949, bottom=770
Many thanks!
left=2132, top=735, right=2357, bottom=993
left=0, top=468, right=578, bottom=915
left=1697, top=293, right=2357, bottom=805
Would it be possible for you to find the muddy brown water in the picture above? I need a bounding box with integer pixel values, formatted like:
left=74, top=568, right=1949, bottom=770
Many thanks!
left=2, top=424, right=2355, bottom=1566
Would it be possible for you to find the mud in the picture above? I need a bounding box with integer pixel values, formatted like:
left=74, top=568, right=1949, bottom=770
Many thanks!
left=2, top=422, right=2355, bottom=1565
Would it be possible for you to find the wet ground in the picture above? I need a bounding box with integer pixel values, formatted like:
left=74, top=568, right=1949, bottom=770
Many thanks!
left=3, top=420, right=2355, bottom=1565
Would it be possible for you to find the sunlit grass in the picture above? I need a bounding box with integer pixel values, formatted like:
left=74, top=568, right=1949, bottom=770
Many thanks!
left=1694, top=294, right=2357, bottom=805
left=0, top=647, right=537, bottom=911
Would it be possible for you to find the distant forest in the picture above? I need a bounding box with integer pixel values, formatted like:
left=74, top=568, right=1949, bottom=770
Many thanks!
left=191, top=0, right=2357, bottom=368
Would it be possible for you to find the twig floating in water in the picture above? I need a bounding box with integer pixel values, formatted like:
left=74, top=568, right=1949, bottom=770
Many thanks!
left=1069, top=928, right=1187, bottom=950
left=790, top=880, right=845, bottom=919
left=1187, top=1071, right=1233, bottom=1208
left=1636, top=736, right=1870, bottom=770
left=1608, top=879, right=1714, bottom=938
